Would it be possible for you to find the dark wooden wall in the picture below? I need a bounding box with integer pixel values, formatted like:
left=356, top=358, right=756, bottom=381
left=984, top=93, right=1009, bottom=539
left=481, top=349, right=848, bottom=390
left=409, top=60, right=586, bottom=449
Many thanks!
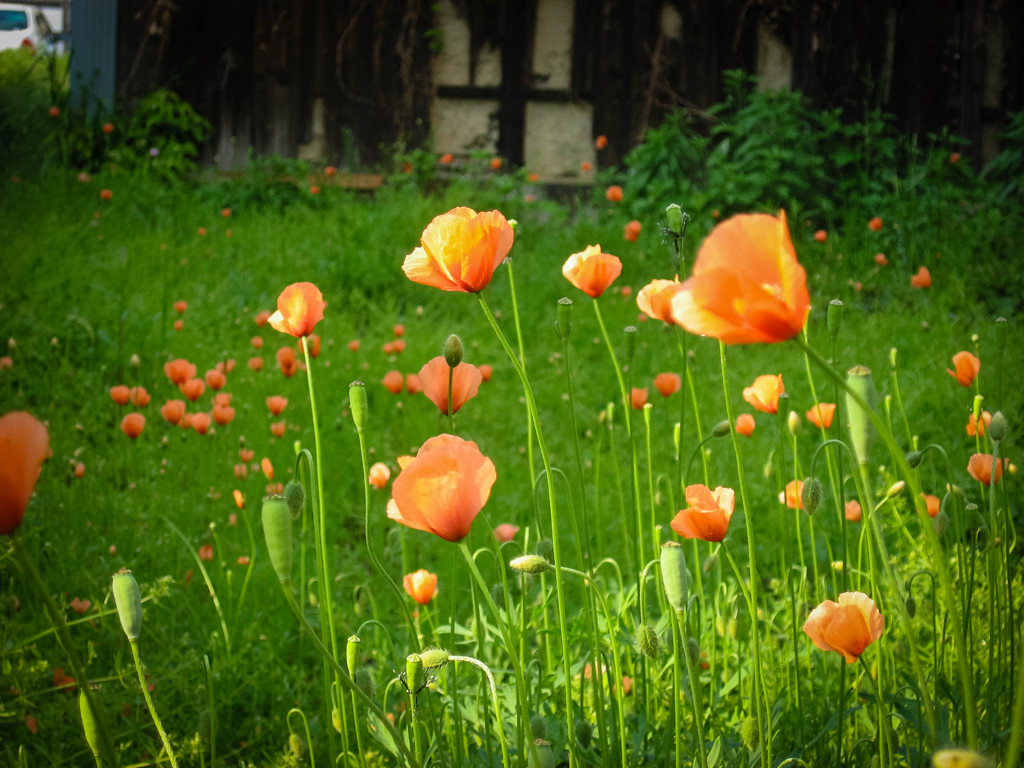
left=113, top=0, right=1022, bottom=171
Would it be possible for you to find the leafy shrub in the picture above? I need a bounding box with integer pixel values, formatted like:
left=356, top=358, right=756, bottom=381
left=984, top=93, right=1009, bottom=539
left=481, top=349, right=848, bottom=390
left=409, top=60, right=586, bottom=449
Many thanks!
left=107, top=89, right=211, bottom=180
left=0, top=48, right=68, bottom=173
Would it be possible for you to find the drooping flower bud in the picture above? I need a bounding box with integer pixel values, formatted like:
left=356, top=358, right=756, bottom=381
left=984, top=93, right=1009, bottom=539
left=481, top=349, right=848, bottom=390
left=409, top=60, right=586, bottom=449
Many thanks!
left=261, top=495, right=293, bottom=584
left=905, top=450, right=922, bottom=468
left=801, top=477, right=823, bottom=516
left=555, top=297, right=574, bottom=341
left=535, top=538, right=554, bottom=562
left=284, top=481, right=305, bottom=519
left=988, top=411, right=1007, bottom=442
left=633, top=622, right=661, bottom=659
left=845, top=365, right=876, bottom=466
left=289, top=732, right=305, bottom=758
left=660, top=541, right=689, bottom=613
left=711, top=420, right=731, bottom=437
left=740, top=716, right=759, bottom=751
left=349, top=380, right=367, bottom=433
left=906, top=595, right=917, bottom=618
left=355, top=668, right=375, bottom=697
left=419, top=647, right=450, bottom=670
left=933, top=509, right=949, bottom=538
left=510, top=554, right=551, bottom=574
left=530, top=714, right=548, bottom=741
left=443, top=334, right=464, bottom=368
left=112, top=569, right=143, bottom=641
left=574, top=719, right=594, bottom=748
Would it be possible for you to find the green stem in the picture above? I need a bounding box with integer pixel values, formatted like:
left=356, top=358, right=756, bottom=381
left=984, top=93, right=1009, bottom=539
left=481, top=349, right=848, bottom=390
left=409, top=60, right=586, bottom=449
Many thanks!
left=677, top=609, right=708, bottom=768
left=130, top=640, right=179, bottom=768
left=450, top=655, right=511, bottom=768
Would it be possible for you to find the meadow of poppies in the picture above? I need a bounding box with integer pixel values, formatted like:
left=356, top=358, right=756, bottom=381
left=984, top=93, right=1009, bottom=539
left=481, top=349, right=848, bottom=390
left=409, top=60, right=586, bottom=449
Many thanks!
left=1, top=113, right=1022, bottom=768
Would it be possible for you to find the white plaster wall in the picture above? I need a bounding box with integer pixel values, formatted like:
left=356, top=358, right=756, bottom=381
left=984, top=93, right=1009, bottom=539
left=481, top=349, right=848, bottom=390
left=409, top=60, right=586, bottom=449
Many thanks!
left=525, top=101, right=594, bottom=179
left=433, top=0, right=501, bottom=87
left=533, top=0, right=574, bottom=90
left=433, top=98, right=500, bottom=155
left=756, top=21, right=793, bottom=91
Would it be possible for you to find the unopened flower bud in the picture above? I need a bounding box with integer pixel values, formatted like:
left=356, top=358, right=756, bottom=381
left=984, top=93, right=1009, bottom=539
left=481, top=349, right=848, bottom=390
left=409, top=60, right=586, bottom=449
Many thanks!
left=490, top=583, right=506, bottom=608
left=905, top=450, right=922, bottom=468
left=686, top=636, right=700, bottom=665
left=884, top=481, right=906, bottom=500
left=845, top=365, right=876, bottom=466
left=634, top=622, right=661, bottom=659
left=801, top=477, right=823, bottom=516
left=827, top=300, right=844, bottom=340
left=530, top=714, right=548, bottom=740
left=331, top=708, right=342, bottom=733
left=574, top=719, right=594, bottom=748
left=289, top=732, right=305, bottom=757
left=988, top=411, right=1007, bottom=442
left=349, top=380, right=367, bottom=433
left=444, top=334, right=464, bottom=368
left=712, top=420, right=731, bottom=438
left=510, top=554, right=551, bottom=574
left=666, top=203, right=685, bottom=232
left=535, top=538, right=554, bottom=562
left=79, top=691, right=102, bottom=760
left=994, top=317, right=1007, bottom=354
left=931, top=749, right=996, bottom=768
left=405, top=653, right=424, bottom=696
left=933, top=510, right=949, bottom=538
left=787, top=410, right=801, bottom=436
left=261, top=495, right=293, bottom=584
left=347, top=635, right=361, bottom=676
left=284, top=481, right=305, bottom=519
left=112, top=569, right=143, bottom=641
left=130, top=353, right=141, bottom=368
left=740, top=716, right=759, bottom=751
left=624, top=326, right=637, bottom=363
left=198, top=709, right=212, bottom=746
left=355, top=667, right=375, bottom=697
left=419, top=647, right=450, bottom=670
left=555, top=297, right=574, bottom=341
left=660, top=541, right=689, bottom=613
left=906, top=595, right=917, bottom=618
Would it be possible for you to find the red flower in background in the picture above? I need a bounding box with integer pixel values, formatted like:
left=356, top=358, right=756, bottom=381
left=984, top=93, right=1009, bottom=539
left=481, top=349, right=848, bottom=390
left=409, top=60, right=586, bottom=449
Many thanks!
left=419, top=357, right=483, bottom=415
left=946, top=351, right=980, bottom=387
left=803, top=591, right=884, bottom=664
left=0, top=412, right=50, bottom=536
left=670, top=484, right=735, bottom=542
left=562, top=245, right=622, bottom=298
left=120, top=413, right=145, bottom=439
left=743, top=374, right=784, bottom=414
left=269, top=283, right=325, bottom=338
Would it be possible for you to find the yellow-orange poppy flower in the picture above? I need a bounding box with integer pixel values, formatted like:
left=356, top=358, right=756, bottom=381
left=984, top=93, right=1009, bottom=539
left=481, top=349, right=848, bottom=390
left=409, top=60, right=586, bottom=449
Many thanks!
left=780, top=479, right=803, bottom=509
left=803, top=591, right=884, bottom=664
left=387, top=434, right=496, bottom=542
left=402, top=207, right=514, bottom=293
left=164, top=358, right=196, bottom=385
left=0, top=412, right=50, bottom=536
left=911, top=266, right=931, bottom=288
left=670, top=211, right=810, bottom=344
left=160, top=400, right=186, bottom=425
left=110, top=385, right=131, bottom=405
left=562, top=245, right=622, bottom=298
left=946, top=351, right=980, bottom=387
left=630, top=388, right=648, bottom=409
left=654, top=372, right=681, bottom=398
left=670, top=484, right=735, bottom=542
left=120, top=413, right=145, bottom=439
left=922, top=493, right=941, bottom=518
left=806, top=403, right=836, bottom=429
left=637, top=278, right=685, bottom=324
left=419, top=356, right=483, bottom=416
left=966, top=411, right=991, bottom=437
left=735, top=413, right=755, bottom=437
left=269, top=282, right=325, bottom=338
left=743, top=374, right=784, bottom=414
left=368, top=462, right=391, bottom=489
left=266, top=396, right=288, bottom=416
left=968, top=453, right=1007, bottom=486
left=403, top=569, right=438, bottom=605
left=844, top=500, right=862, bottom=522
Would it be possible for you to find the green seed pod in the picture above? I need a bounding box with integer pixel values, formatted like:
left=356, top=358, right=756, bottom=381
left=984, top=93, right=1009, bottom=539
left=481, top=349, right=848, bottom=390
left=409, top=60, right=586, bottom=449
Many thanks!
left=530, top=714, right=548, bottom=741
left=79, top=690, right=102, bottom=759
left=405, top=653, right=424, bottom=695
left=634, top=622, right=661, bottom=659
left=660, top=541, right=689, bottom=613
left=905, top=450, right=922, bottom=468
left=665, top=203, right=685, bottom=235
left=528, top=738, right=556, bottom=768
left=827, top=299, right=844, bottom=340
left=349, top=380, right=367, bottom=433
left=624, top=326, right=638, bottom=364
left=845, top=365, right=876, bottom=466
left=988, top=411, right=1007, bottom=442
left=419, top=647, right=450, bottom=670
left=289, top=732, right=305, bottom=758
left=906, top=595, right=917, bottom=618
left=740, top=716, right=759, bottom=751
left=574, top=719, right=594, bottom=749
left=347, top=635, right=360, bottom=676
left=801, top=477, right=823, bottom=516
left=555, top=297, right=574, bottom=341
left=994, top=317, right=1007, bottom=354
left=284, top=481, right=305, bottom=519
left=112, top=569, right=143, bottom=641
left=355, top=667, right=375, bottom=698
left=443, top=334, right=464, bottom=368
left=712, top=419, right=731, bottom=438
left=510, top=554, right=551, bottom=574
left=261, top=495, right=293, bottom=584
left=535, top=539, right=554, bottom=562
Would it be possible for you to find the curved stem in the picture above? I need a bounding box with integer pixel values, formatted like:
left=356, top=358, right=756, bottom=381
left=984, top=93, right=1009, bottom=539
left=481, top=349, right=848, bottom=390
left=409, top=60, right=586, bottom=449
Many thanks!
left=450, top=656, right=511, bottom=768
left=130, top=640, right=179, bottom=768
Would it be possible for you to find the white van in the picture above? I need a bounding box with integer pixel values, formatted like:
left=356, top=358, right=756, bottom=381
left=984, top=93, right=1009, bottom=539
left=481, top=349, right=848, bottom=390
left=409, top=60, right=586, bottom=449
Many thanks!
left=0, top=3, right=55, bottom=52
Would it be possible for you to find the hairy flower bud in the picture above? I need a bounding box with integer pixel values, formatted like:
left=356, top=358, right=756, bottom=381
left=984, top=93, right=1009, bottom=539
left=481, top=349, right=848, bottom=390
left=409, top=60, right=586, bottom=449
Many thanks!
left=112, top=569, right=143, bottom=641
left=634, top=622, right=661, bottom=659
left=284, top=481, right=305, bottom=519
left=988, top=411, right=1007, bottom=442
left=510, top=554, right=551, bottom=574
left=740, top=716, right=759, bottom=751
left=801, top=477, right=823, bottom=516
left=444, top=334, right=464, bottom=368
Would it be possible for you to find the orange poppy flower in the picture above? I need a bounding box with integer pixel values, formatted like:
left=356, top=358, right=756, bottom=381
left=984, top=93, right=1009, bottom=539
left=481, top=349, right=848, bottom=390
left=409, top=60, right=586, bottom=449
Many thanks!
left=74, top=462, right=85, bottom=478
left=735, top=413, right=755, bottom=437
left=239, top=448, right=254, bottom=462
left=160, top=400, right=186, bottom=425
left=946, top=351, right=980, bottom=387
left=922, top=493, right=941, bottom=518
left=630, top=388, right=648, bottom=409
left=110, top=385, right=131, bottom=405
left=180, top=378, right=206, bottom=401
left=637, top=278, right=685, bottom=324
left=419, top=356, right=483, bottom=416
left=70, top=596, right=91, bottom=613
left=174, top=300, right=187, bottom=314
left=387, top=434, right=497, bottom=542
left=670, top=212, right=810, bottom=345
left=214, top=392, right=232, bottom=407
left=594, top=134, right=608, bottom=150
left=212, top=404, right=235, bottom=425
left=205, top=369, right=226, bottom=391
left=494, top=523, right=519, bottom=543
left=390, top=339, right=406, bottom=354
left=276, top=347, right=298, bottom=377
left=100, top=189, right=113, bottom=201
left=402, top=207, right=514, bottom=293
left=325, top=165, right=338, bottom=176
left=911, top=266, right=931, bottom=288
left=251, top=336, right=264, bottom=349
left=490, top=157, right=502, bottom=170
left=232, top=489, right=244, bottom=509
left=129, top=386, right=150, bottom=407
left=254, top=310, right=272, bottom=327
left=164, top=358, right=196, bottom=385
left=743, top=374, right=784, bottom=414
left=967, top=453, right=1007, bottom=486
left=198, top=544, right=214, bottom=562
left=261, top=457, right=274, bottom=479
left=368, top=462, right=391, bottom=489
left=270, top=421, right=286, bottom=438
left=191, top=413, right=211, bottom=435
left=269, top=282, right=325, bottom=338
left=780, top=479, right=804, bottom=509
left=348, top=339, right=361, bottom=352
left=479, top=364, right=493, bottom=383
left=624, top=220, right=642, bottom=242
left=405, top=373, right=422, bottom=395
left=0, top=412, right=50, bottom=536
left=248, top=356, right=264, bottom=372
left=173, top=319, right=184, bottom=332
left=605, top=185, right=623, bottom=203
left=382, top=370, right=404, bottom=394
left=581, top=161, right=593, bottom=172
left=803, top=591, right=884, bottom=664
left=868, top=217, right=883, bottom=232
left=966, top=411, right=991, bottom=437
left=266, top=396, right=288, bottom=416
left=403, top=569, right=439, bottom=605
left=440, top=153, right=453, bottom=164
left=120, top=413, right=145, bottom=439
left=299, top=334, right=320, bottom=357
left=844, top=500, right=862, bottom=523
left=874, top=253, right=889, bottom=266
left=654, top=372, right=681, bottom=398
left=813, top=229, right=827, bottom=243
left=393, top=324, right=405, bottom=338
left=233, top=463, right=247, bottom=479
left=562, top=245, right=622, bottom=298
left=669, top=484, right=735, bottom=542
left=806, top=403, right=836, bottom=429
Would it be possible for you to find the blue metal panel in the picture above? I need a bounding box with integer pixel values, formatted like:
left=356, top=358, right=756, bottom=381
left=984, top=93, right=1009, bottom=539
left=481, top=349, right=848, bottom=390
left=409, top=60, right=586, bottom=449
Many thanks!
left=69, top=0, right=116, bottom=109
